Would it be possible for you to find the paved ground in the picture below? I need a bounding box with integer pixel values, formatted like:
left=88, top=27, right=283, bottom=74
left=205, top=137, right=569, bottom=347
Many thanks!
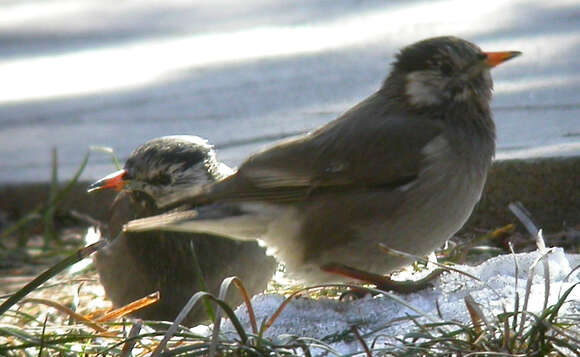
left=0, top=0, right=579, bottom=184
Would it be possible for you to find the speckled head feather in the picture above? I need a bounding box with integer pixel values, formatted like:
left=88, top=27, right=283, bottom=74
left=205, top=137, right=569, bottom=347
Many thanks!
left=384, top=36, right=494, bottom=110
left=123, top=136, right=232, bottom=205
left=126, top=136, right=211, bottom=181
left=393, top=36, right=484, bottom=74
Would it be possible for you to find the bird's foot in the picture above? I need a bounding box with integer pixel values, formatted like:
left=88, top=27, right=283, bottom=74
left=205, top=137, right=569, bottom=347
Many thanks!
left=321, top=262, right=443, bottom=294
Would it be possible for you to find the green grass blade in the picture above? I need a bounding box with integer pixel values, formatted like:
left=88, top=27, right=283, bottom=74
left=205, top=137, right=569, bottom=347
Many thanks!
left=52, top=151, right=90, bottom=206
left=0, top=241, right=105, bottom=317
left=90, top=146, right=121, bottom=170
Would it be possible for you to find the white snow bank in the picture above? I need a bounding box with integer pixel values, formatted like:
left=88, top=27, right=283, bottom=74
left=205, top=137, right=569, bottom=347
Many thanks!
left=221, top=249, right=580, bottom=354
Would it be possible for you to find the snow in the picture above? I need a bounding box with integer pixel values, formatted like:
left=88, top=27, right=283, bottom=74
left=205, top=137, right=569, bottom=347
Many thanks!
left=218, top=249, right=580, bottom=354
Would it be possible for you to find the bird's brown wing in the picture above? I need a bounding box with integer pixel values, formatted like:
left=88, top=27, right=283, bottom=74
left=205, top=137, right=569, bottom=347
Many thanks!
left=204, top=91, right=445, bottom=203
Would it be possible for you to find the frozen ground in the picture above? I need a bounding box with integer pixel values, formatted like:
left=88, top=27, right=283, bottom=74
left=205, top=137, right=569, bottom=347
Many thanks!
left=0, top=0, right=579, bottom=183
left=217, top=248, right=580, bottom=354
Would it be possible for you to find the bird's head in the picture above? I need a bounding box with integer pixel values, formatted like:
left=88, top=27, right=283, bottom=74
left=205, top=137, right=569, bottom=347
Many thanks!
left=88, top=136, right=232, bottom=206
left=386, top=36, right=520, bottom=110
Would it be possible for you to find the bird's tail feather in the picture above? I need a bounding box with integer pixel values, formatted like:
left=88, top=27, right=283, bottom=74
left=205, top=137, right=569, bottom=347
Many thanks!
left=123, top=208, right=267, bottom=241
left=124, top=210, right=199, bottom=232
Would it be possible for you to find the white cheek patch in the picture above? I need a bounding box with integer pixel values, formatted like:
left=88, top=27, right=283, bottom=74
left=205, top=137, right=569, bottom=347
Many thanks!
left=406, top=71, right=442, bottom=106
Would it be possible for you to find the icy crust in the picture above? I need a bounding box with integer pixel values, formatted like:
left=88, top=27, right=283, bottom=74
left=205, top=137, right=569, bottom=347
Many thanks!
left=221, top=249, right=580, bottom=354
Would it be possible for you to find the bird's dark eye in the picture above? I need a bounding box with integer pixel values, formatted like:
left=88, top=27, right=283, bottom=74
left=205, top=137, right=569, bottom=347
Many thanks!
left=440, top=62, right=453, bottom=76
left=477, top=53, right=487, bottom=61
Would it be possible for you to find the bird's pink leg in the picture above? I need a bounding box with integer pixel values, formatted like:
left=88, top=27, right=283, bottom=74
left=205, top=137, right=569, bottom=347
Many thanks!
left=321, top=263, right=443, bottom=293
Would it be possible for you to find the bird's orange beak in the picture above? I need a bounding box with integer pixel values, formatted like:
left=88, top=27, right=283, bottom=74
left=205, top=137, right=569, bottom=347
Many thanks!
left=87, top=169, right=127, bottom=193
left=483, top=51, right=522, bottom=68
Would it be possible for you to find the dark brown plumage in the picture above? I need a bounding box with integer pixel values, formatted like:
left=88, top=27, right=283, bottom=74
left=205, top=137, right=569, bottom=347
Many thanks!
left=89, top=136, right=276, bottom=326
left=125, top=37, right=521, bottom=285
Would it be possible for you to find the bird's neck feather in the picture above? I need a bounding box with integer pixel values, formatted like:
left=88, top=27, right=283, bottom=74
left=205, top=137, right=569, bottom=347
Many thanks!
left=381, top=76, right=495, bottom=166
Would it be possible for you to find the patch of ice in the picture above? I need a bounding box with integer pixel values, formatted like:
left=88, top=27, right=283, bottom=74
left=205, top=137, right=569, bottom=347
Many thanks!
left=67, top=227, right=100, bottom=274
left=217, top=250, right=580, bottom=355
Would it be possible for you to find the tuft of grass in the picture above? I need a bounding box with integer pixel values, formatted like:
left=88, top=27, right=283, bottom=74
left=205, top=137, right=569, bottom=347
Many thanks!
left=0, top=234, right=578, bottom=356
left=0, top=146, right=122, bottom=252
left=1, top=148, right=579, bottom=356
left=387, top=286, right=580, bottom=356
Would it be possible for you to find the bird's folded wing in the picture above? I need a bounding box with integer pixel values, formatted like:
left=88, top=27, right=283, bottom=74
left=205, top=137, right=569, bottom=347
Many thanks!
left=205, top=92, right=445, bottom=203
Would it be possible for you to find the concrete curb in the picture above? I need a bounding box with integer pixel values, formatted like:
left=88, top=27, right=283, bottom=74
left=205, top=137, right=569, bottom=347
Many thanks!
left=466, top=155, right=580, bottom=232
left=1, top=156, right=578, bottom=233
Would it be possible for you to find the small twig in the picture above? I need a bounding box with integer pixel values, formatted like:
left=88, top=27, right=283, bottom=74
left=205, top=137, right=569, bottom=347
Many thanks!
left=96, top=292, right=160, bottom=322
left=509, top=202, right=555, bottom=333
left=518, top=245, right=554, bottom=334
left=38, top=314, right=49, bottom=357
left=508, top=202, right=539, bottom=237
left=378, top=245, right=481, bottom=282
left=119, top=320, right=143, bottom=357
left=508, top=242, right=520, bottom=332
left=464, top=294, right=491, bottom=334
left=351, top=326, right=372, bottom=357
left=21, top=298, right=107, bottom=333
left=537, top=230, right=551, bottom=312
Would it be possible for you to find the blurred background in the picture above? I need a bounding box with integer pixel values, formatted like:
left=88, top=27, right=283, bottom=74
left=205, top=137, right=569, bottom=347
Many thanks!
left=0, top=0, right=579, bottom=184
